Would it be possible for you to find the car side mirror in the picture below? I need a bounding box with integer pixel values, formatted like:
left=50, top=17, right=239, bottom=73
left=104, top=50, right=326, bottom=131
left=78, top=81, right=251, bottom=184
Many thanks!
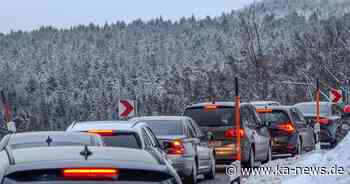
left=162, top=142, right=171, bottom=151
left=341, top=124, right=350, bottom=132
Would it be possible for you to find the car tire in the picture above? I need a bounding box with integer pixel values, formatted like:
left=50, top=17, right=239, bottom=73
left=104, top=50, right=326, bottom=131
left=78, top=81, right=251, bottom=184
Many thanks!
left=204, top=153, right=215, bottom=180
left=264, top=144, right=272, bottom=163
left=184, top=161, right=197, bottom=184
left=295, top=138, right=302, bottom=156
left=247, top=146, right=255, bottom=168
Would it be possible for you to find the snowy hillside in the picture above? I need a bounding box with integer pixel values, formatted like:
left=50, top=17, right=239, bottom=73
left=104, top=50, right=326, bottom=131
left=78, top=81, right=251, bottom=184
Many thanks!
left=248, top=133, right=350, bottom=184
left=257, top=0, right=350, bottom=18
left=1, top=0, right=350, bottom=130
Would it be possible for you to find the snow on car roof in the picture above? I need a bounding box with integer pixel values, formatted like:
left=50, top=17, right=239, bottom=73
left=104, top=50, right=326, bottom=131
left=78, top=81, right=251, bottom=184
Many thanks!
left=294, top=101, right=333, bottom=106
left=71, top=121, right=136, bottom=132
left=251, top=101, right=281, bottom=105
left=185, top=101, right=251, bottom=108
left=131, top=116, right=184, bottom=121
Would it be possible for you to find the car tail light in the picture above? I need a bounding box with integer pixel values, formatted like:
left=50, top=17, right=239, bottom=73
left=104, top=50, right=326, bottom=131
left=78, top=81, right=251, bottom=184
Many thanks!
left=62, top=168, right=118, bottom=180
left=277, top=122, right=295, bottom=133
left=256, top=109, right=273, bottom=113
left=319, top=118, right=330, bottom=125
left=167, top=140, right=186, bottom=155
left=88, top=130, right=114, bottom=136
left=225, top=128, right=245, bottom=138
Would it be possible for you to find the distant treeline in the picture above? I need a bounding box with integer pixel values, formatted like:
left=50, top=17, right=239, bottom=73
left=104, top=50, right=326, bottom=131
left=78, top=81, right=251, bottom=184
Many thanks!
left=1, top=0, right=350, bottom=131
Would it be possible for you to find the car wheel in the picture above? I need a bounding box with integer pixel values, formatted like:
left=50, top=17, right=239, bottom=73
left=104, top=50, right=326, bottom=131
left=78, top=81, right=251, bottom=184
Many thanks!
left=184, top=161, right=197, bottom=184
left=248, top=146, right=255, bottom=168
left=204, top=153, right=215, bottom=180
left=296, top=138, right=302, bottom=155
left=264, top=144, right=272, bottom=163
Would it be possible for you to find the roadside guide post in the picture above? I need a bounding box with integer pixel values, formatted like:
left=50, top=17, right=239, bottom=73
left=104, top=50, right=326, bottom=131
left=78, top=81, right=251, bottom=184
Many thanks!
left=231, top=77, right=241, bottom=184
left=1, top=91, right=15, bottom=133
left=315, top=79, right=321, bottom=151
left=118, top=99, right=135, bottom=120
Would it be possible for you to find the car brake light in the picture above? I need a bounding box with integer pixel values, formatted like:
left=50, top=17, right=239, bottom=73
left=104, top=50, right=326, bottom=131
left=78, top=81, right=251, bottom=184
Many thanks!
left=319, top=118, right=330, bottom=125
left=88, top=130, right=114, bottom=136
left=277, top=122, right=295, bottom=133
left=204, top=104, right=218, bottom=110
left=225, top=128, right=245, bottom=138
left=256, top=109, right=272, bottom=113
left=62, top=168, right=118, bottom=180
left=167, top=140, right=186, bottom=155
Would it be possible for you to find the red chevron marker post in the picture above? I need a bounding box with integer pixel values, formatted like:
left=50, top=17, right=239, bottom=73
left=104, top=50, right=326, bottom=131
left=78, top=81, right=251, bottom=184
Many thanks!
left=118, top=100, right=135, bottom=118
left=330, top=88, right=342, bottom=104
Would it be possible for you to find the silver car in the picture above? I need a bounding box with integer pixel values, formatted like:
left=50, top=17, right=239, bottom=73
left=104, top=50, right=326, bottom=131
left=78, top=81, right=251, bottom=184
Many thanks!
left=131, top=116, right=216, bottom=184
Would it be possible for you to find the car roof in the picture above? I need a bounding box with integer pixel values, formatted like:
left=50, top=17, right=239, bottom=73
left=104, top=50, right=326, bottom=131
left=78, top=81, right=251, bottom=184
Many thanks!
left=11, top=146, right=159, bottom=165
left=185, top=101, right=251, bottom=108
left=70, top=121, right=139, bottom=132
left=131, top=116, right=185, bottom=121
left=256, top=105, right=293, bottom=111
left=10, top=131, right=97, bottom=138
left=8, top=131, right=99, bottom=144
left=251, top=101, right=280, bottom=105
left=294, top=101, right=333, bottom=106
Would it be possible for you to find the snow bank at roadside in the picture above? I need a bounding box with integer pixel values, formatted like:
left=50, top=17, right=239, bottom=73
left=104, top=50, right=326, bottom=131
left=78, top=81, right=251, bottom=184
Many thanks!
left=247, top=133, right=350, bottom=184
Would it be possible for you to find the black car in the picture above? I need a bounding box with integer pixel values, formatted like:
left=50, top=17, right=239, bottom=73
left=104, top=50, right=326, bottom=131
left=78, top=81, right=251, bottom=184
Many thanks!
left=295, top=102, right=343, bottom=148
left=0, top=145, right=181, bottom=183
left=183, top=102, right=271, bottom=168
left=256, top=106, right=315, bottom=157
left=131, top=116, right=215, bottom=184
left=0, top=131, right=103, bottom=149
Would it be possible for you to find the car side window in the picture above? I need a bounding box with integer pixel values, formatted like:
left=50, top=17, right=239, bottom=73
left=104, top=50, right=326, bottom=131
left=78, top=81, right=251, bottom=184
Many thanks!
left=142, top=129, right=153, bottom=148
left=145, top=127, right=161, bottom=148
left=295, top=109, right=307, bottom=123
left=186, top=123, right=196, bottom=138
left=189, top=119, right=204, bottom=137
left=185, top=120, right=197, bottom=137
left=242, top=107, right=255, bottom=127
left=250, top=106, right=262, bottom=126
left=290, top=108, right=303, bottom=123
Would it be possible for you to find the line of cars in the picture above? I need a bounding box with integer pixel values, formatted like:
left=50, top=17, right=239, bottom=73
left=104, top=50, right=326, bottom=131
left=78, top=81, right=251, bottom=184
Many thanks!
left=0, top=100, right=348, bottom=184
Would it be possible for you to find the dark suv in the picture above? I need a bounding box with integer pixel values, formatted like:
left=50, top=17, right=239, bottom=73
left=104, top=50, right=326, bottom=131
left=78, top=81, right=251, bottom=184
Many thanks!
left=183, top=102, right=271, bottom=168
left=295, top=102, right=343, bottom=148
left=256, top=106, right=315, bottom=157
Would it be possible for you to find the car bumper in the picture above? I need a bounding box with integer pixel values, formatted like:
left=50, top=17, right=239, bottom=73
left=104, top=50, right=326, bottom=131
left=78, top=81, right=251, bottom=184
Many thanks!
left=167, top=155, right=194, bottom=177
left=271, top=135, right=297, bottom=155
left=213, top=141, right=250, bottom=164
left=320, top=126, right=336, bottom=144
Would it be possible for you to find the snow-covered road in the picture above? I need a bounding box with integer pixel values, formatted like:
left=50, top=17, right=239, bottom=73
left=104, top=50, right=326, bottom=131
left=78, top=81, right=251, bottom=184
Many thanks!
left=248, top=134, right=350, bottom=184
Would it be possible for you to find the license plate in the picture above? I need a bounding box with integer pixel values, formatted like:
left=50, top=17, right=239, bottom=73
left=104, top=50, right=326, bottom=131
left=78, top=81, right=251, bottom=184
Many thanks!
left=208, top=141, right=222, bottom=147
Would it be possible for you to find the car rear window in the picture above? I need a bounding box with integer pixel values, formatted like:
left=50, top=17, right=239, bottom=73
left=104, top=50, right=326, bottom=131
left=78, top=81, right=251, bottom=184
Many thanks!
left=101, top=133, right=141, bottom=149
left=184, top=106, right=235, bottom=127
left=296, top=104, right=330, bottom=117
left=258, top=110, right=290, bottom=125
left=141, top=120, right=184, bottom=136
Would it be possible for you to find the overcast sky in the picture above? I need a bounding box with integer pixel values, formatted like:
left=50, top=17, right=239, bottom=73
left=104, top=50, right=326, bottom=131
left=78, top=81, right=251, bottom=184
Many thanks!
left=0, top=0, right=257, bottom=33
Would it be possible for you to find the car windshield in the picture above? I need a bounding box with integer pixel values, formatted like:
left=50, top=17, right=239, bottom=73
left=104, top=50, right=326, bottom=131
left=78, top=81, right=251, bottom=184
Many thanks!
left=141, top=120, right=184, bottom=136
left=258, top=110, right=290, bottom=125
left=296, top=104, right=330, bottom=117
left=184, top=106, right=235, bottom=127
left=100, top=133, right=141, bottom=149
